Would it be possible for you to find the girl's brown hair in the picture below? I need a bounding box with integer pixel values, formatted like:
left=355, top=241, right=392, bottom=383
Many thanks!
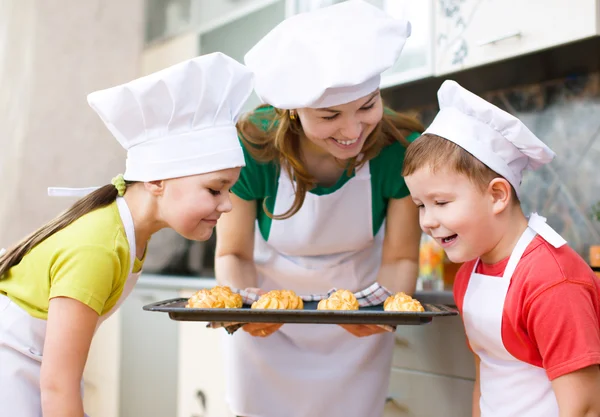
left=237, top=105, right=424, bottom=219
left=0, top=183, right=130, bottom=279
left=402, top=133, right=518, bottom=200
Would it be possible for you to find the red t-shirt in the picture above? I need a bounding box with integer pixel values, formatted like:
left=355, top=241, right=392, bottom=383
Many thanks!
left=454, top=235, right=600, bottom=380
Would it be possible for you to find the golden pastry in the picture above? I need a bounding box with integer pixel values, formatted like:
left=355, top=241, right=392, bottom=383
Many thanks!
left=278, top=289, right=304, bottom=310
left=210, top=285, right=243, bottom=308
left=250, top=289, right=303, bottom=310
left=186, top=291, right=225, bottom=308
left=383, top=292, right=425, bottom=312
left=317, top=289, right=359, bottom=311
left=186, top=286, right=242, bottom=309
left=251, top=290, right=288, bottom=309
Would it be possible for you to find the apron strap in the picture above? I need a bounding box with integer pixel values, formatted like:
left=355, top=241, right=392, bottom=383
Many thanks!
left=528, top=212, right=566, bottom=248
left=47, top=187, right=100, bottom=197
left=503, top=227, right=537, bottom=280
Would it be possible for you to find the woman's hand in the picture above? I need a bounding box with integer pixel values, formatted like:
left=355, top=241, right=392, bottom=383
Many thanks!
left=243, top=322, right=283, bottom=337
left=241, top=287, right=283, bottom=337
left=338, top=324, right=392, bottom=337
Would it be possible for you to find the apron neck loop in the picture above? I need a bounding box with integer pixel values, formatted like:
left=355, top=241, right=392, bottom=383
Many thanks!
left=528, top=213, right=566, bottom=248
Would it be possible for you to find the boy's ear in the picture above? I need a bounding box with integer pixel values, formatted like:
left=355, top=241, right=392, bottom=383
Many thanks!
left=144, top=180, right=165, bottom=196
left=488, top=178, right=512, bottom=214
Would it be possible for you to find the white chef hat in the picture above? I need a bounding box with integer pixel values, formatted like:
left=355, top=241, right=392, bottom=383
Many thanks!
left=423, top=80, right=555, bottom=197
left=89, top=52, right=254, bottom=181
left=49, top=52, right=254, bottom=197
left=244, top=0, right=411, bottom=110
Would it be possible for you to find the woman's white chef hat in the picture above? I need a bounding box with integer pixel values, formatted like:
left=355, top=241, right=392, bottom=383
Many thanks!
left=244, top=0, right=411, bottom=110
left=423, top=80, right=555, bottom=197
left=49, top=52, right=254, bottom=196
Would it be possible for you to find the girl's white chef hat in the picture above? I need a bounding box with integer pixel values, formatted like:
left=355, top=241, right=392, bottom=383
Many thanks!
left=423, top=80, right=555, bottom=197
left=244, top=0, right=411, bottom=110
left=89, top=52, right=254, bottom=181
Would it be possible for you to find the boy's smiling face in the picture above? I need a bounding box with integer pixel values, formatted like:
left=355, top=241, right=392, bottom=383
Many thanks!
left=405, top=165, right=500, bottom=264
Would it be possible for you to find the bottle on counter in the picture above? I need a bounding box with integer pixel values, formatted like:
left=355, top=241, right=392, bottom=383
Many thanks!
left=417, top=234, right=444, bottom=291
left=591, top=245, right=600, bottom=279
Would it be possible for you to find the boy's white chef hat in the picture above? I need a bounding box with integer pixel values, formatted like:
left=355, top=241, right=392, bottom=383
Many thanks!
left=244, top=0, right=411, bottom=110
left=423, top=80, right=555, bottom=197
left=89, top=52, right=254, bottom=181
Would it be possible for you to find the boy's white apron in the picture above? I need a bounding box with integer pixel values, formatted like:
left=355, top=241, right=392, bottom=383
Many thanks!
left=0, top=198, right=140, bottom=417
left=463, top=213, right=566, bottom=417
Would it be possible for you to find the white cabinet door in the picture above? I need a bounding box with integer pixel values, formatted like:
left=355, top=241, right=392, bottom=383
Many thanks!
left=386, top=369, right=474, bottom=417
left=435, top=0, right=600, bottom=75
left=198, top=0, right=289, bottom=112
left=379, top=0, right=435, bottom=88
left=392, top=316, right=475, bottom=379
left=178, top=289, right=234, bottom=417
left=120, top=288, right=180, bottom=417
left=194, top=0, right=286, bottom=30
left=83, top=311, right=122, bottom=417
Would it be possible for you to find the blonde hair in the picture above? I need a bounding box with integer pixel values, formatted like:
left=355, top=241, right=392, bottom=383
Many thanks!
left=237, top=105, right=424, bottom=219
left=0, top=183, right=131, bottom=279
left=402, top=133, right=518, bottom=200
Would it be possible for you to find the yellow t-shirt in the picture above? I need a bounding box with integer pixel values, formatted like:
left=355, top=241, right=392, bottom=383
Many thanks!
left=0, top=200, right=144, bottom=320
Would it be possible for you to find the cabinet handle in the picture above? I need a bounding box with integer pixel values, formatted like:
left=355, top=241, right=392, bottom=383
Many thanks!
left=385, top=397, right=409, bottom=412
left=137, top=294, right=157, bottom=304
left=394, top=335, right=410, bottom=348
left=190, top=390, right=206, bottom=417
left=477, top=30, right=521, bottom=47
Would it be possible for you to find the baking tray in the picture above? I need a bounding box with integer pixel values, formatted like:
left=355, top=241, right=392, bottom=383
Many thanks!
left=143, top=298, right=458, bottom=325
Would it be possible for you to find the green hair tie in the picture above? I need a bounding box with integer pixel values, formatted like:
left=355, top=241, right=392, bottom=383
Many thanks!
left=111, top=174, right=126, bottom=197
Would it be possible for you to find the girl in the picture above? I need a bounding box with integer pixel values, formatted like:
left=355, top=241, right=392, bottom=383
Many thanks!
left=0, top=52, right=253, bottom=417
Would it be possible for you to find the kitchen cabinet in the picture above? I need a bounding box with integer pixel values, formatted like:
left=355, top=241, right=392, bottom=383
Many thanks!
left=392, top=315, right=474, bottom=379
left=83, top=311, right=121, bottom=417
left=178, top=289, right=234, bottom=417
left=385, top=369, right=474, bottom=417
left=197, top=0, right=292, bottom=112
left=434, top=0, right=600, bottom=75
left=387, top=305, right=475, bottom=417
left=119, top=287, right=180, bottom=417
left=83, top=277, right=225, bottom=417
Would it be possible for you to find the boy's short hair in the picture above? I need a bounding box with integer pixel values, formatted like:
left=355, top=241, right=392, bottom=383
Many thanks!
left=402, top=133, right=519, bottom=202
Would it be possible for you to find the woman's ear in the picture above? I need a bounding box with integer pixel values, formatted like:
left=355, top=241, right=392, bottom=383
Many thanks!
left=488, top=178, right=512, bottom=215
left=144, top=180, right=165, bottom=196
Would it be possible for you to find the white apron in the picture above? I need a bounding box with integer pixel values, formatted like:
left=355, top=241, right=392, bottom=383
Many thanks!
left=463, top=213, right=567, bottom=417
left=223, top=162, right=394, bottom=417
left=0, top=197, right=141, bottom=417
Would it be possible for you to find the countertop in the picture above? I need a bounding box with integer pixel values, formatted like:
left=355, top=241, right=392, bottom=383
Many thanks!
left=138, top=273, right=456, bottom=306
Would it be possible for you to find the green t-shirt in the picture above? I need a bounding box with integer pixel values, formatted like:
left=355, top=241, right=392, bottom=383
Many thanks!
left=232, top=106, right=420, bottom=241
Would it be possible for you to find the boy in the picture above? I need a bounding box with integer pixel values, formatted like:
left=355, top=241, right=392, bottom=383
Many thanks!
left=402, top=80, right=600, bottom=417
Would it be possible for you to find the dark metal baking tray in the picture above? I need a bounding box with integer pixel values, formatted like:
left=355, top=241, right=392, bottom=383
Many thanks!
left=143, top=298, right=458, bottom=325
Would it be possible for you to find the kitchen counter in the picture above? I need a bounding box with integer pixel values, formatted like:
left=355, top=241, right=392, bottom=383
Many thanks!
left=138, top=273, right=456, bottom=305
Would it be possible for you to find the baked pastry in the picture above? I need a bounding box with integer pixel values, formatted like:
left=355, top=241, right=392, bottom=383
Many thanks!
left=279, top=289, right=304, bottom=310
left=186, top=286, right=243, bottom=309
left=210, top=286, right=243, bottom=308
left=251, top=289, right=304, bottom=310
left=317, top=289, right=359, bottom=311
left=383, top=292, right=425, bottom=312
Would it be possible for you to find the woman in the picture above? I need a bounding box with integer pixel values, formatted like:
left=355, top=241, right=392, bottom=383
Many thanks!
left=0, top=52, right=253, bottom=417
left=215, top=2, right=423, bottom=417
